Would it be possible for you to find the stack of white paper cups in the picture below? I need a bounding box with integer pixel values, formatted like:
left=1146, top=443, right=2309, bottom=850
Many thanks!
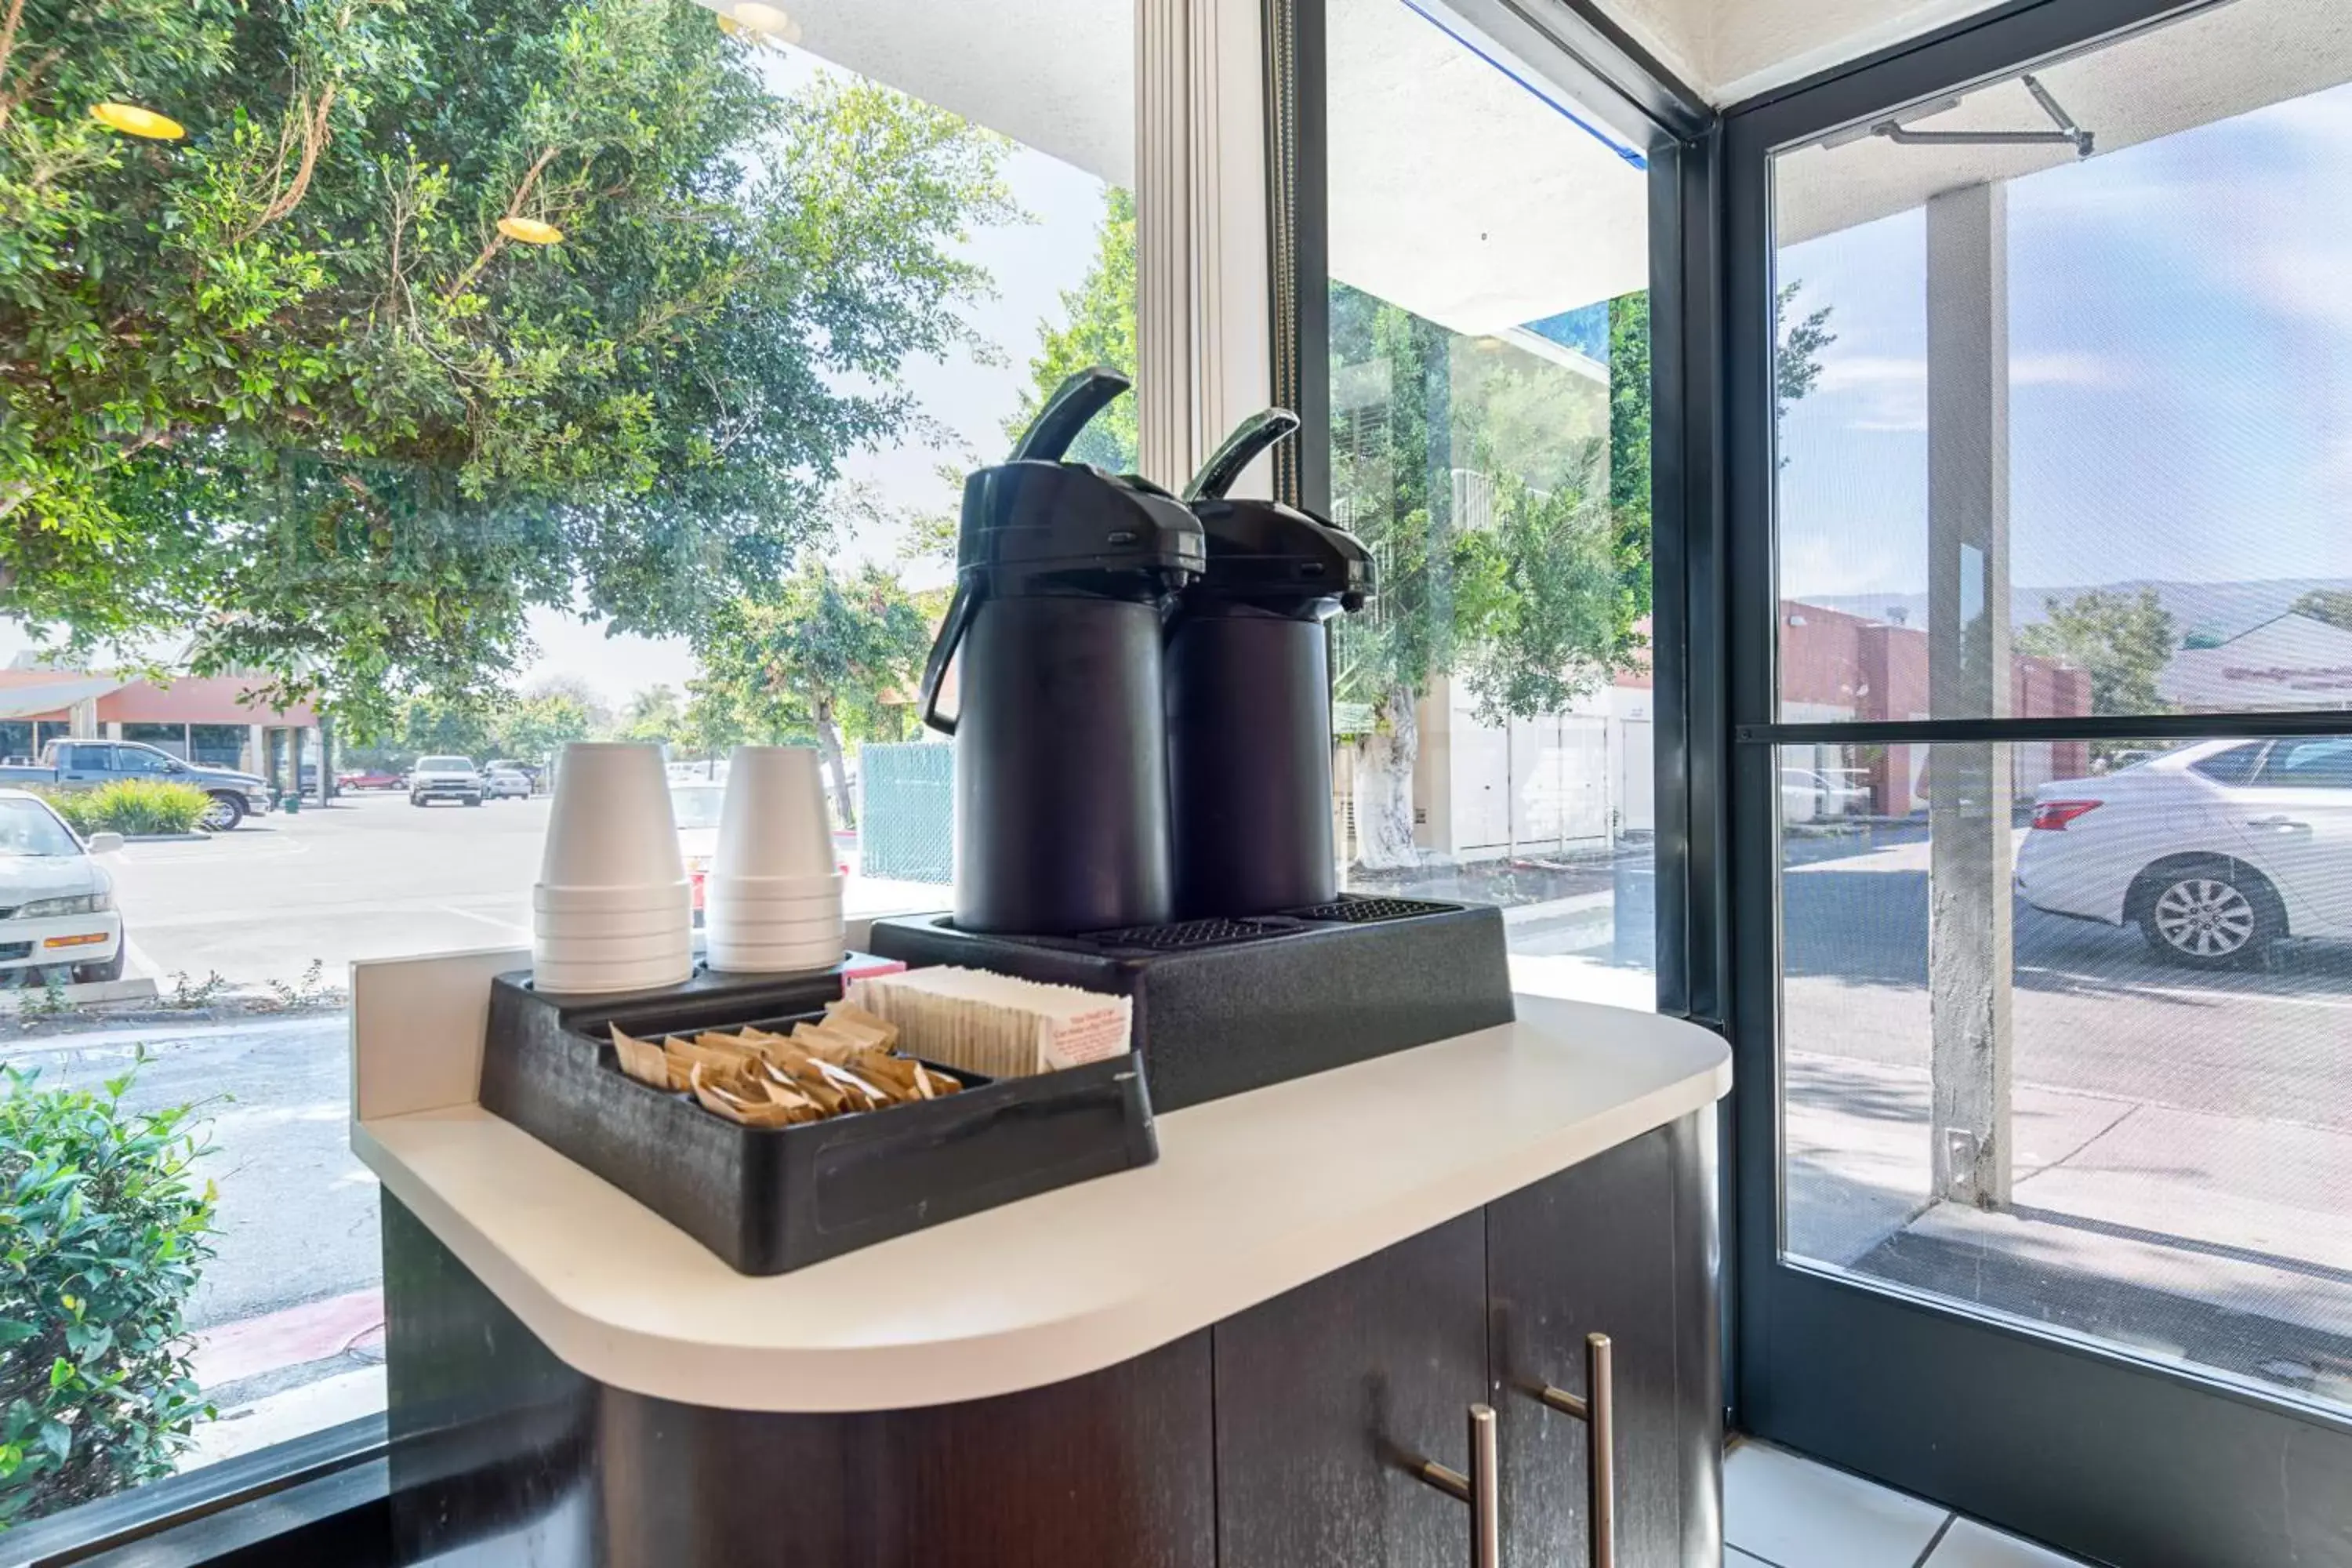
left=704, top=746, right=844, bottom=974
left=532, top=742, right=693, bottom=993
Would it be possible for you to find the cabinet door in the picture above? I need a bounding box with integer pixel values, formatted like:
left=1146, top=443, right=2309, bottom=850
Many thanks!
left=1486, top=1113, right=1721, bottom=1568
left=1214, top=1210, right=1488, bottom=1568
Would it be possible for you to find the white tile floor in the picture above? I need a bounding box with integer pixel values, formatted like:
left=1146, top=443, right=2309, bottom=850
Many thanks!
left=1726, top=1441, right=2089, bottom=1568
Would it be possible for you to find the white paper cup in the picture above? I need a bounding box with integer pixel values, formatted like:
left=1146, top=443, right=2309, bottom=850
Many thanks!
left=532, top=929, right=693, bottom=964
left=704, top=938, right=843, bottom=975
left=714, top=746, right=835, bottom=883
left=540, top=743, right=684, bottom=891
left=703, top=870, right=844, bottom=901
left=534, top=880, right=693, bottom=915
left=703, top=889, right=841, bottom=925
left=534, top=904, right=696, bottom=940
left=704, top=901, right=841, bottom=931
left=531, top=951, right=695, bottom=993
left=706, top=922, right=842, bottom=954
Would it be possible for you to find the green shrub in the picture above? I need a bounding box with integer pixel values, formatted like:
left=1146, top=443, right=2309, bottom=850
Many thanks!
left=0, top=1062, right=217, bottom=1530
left=38, top=781, right=212, bottom=838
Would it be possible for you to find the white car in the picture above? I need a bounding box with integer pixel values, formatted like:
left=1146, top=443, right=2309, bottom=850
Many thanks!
left=0, top=790, right=126, bottom=985
left=1781, top=765, right=1873, bottom=825
left=409, top=755, right=485, bottom=808
left=483, top=764, right=533, bottom=800
left=2014, top=737, right=2352, bottom=967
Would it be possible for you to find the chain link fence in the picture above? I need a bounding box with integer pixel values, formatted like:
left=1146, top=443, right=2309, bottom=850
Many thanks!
left=858, top=741, right=954, bottom=884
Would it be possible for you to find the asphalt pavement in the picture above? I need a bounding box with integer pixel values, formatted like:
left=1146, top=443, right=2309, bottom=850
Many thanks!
left=103, top=791, right=552, bottom=990
left=9, top=1015, right=371, bottom=1333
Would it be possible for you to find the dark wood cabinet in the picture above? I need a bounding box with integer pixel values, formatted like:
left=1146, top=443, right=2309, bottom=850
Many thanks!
left=1212, top=1210, right=1489, bottom=1568
left=1486, top=1113, right=1722, bottom=1568
left=386, top=1113, right=1719, bottom=1567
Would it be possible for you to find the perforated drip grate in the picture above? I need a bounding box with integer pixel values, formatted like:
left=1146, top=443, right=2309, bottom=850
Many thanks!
left=1080, top=916, right=1297, bottom=950
left=1281, top=895, right=1461, bottom=924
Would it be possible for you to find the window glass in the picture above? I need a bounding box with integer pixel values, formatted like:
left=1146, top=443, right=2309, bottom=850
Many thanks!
left=1323, top=0, right=1655, bottom=1012
left=0, top=0, right=1134, bottom=1528
left=111, top=746, right=172, bottom=775
left=1773, top=15, right=2352, bottom=723
left=0, top=800, right=82, bottom=859
left=2189, top=742, right=2268, bottom=786
left=2263, top=738, right=2352, bottom=788
left=1780, top=734, right=2352, bottom=1414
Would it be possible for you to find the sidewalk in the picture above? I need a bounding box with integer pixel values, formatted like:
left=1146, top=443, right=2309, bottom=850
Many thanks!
left=1788, top=1051, right=2352, bottom=1406
left=180, top=1287, right=388, bottom=1470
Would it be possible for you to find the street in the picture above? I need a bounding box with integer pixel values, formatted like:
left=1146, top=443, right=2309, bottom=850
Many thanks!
left=13, top=1015, right=368, bottom=1334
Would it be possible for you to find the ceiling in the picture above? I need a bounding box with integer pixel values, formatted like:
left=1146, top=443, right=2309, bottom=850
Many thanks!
left=1776, top=0, right=2352, bottom=245
left=698, top=0, right=2352, bottom=318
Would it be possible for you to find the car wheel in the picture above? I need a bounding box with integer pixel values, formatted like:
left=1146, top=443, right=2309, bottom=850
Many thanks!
left=75, top=950, right=126, bottom=983
left=201, top=793, right=245, bottom=832
left=466, top=794, right=483, bottom=807
left=411, top=794, right=426, bottom=807
left=2133, top=858, right=2285, bottom=968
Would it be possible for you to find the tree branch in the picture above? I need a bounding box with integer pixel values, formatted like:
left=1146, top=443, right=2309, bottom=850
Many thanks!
left=241, top=83, right=339, bottom=238
left=443, top=145, right=561, bottom=300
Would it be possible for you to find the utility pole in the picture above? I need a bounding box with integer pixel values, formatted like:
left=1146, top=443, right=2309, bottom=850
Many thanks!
left=1926, top=180, right=2014, bottom=1210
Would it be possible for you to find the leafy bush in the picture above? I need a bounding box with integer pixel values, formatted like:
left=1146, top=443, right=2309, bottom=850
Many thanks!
left=38, top=781, right=212, bottom=839
left=0, top=1062, right=217, bottom=1530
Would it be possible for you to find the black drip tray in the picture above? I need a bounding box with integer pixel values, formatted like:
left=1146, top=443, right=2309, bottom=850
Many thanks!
left=1279, top=894, right=1463, bottom=924
left=870, top=900, right=1512, bottom=1112
left=1080, top=916, right=1303, bottom=951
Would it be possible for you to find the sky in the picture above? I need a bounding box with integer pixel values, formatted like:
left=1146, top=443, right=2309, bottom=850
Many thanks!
left=1776, top=73, right=2352, bottom=615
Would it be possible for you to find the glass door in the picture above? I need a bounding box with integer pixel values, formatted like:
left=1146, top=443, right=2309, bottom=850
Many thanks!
left=1726, top=1, right=2352, bottom=1559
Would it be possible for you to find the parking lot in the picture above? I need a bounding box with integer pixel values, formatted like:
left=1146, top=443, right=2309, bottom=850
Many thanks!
left=103, top=791, right=554, bottom=989
left=100, top=789, right=945, bottom=989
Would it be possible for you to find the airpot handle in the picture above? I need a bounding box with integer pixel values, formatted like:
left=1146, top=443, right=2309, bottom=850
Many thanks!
left=1011, top=366, right=1134, bottom=463
left=1185, top=408, right=1301, bottom=501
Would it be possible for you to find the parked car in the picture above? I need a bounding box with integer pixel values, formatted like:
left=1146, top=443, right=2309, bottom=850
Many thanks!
left=2014, top=737, right=2352, bottom=967
left=409, top=756, right=485, bottom=808
left=1780, top=765, right=1872, bottom=825
left=670, top=780, right=724, bottom=914
left=338, top=768, right=405, bottom=790
left=0, top=739, right=273, bottom=831
left=0, top=789, right=127, bottom=984
left=483, top=764, right=533, bottom=800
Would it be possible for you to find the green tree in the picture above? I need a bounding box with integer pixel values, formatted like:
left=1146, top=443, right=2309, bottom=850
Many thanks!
left=395, top=694, right=499, bottom=761
left=616, top=684, right=684, bottom=746
left=2018, top=587, right=2179, bottom=717
left=676, top=676, right=750, bottom=775
left=1007, top=185, right=1136, bottom=472
left=1608, top=292, right=1651, bottom=637
left=497, top=691, right=593, bottom=766
left=696, top=562, right=931, bottom=828
left=1, top=0, right=1016, bottom=731
left=2291, top=587, right=2352, bottom=633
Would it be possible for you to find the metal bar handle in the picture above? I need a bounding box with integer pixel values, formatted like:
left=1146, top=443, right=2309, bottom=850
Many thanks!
left=1537, top=1332, right=1617, bottom=1568
left=1414, top=1403, right=1501, bottom=1568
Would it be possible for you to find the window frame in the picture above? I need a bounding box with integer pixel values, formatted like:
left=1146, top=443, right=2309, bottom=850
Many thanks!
left=1722, top=1, right=2352, bottom=1560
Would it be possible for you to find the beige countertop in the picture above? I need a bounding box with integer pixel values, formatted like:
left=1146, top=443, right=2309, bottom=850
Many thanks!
left=350, top=949, right=1730, bottom=1414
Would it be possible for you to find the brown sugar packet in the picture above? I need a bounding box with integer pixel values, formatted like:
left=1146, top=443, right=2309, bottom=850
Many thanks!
left=789, top=1020, right=866, bottom=1065
left=757, top=1076, right=826, bottom=1123
left=610, top=1026, right=673, bottom=1089
left=808, top=1056, right=892, bottom=1110
left=820, top=1003, right=899, bottom=1052
left=761, top=1053, right=850, bottom=1115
